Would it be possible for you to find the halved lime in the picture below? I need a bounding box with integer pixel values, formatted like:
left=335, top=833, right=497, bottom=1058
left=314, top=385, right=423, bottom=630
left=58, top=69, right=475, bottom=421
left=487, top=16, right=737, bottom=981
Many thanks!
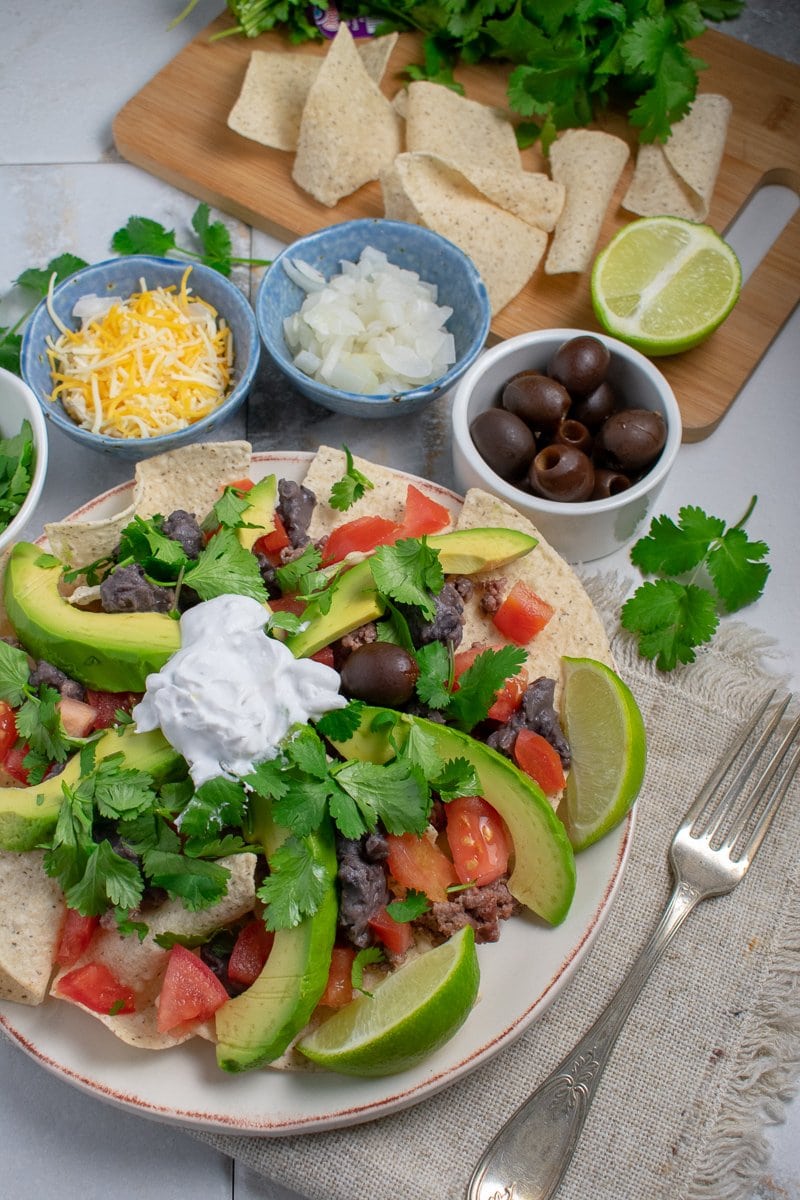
left=296, top=925, right=480, bottom=1076
left=561, top=657, right=646, bottom=851
left=591, top=216, right=741, bottom=356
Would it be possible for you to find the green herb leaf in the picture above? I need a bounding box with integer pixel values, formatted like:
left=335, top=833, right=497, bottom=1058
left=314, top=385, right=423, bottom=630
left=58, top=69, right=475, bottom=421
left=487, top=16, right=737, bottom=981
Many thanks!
left=386, top=889, right=430, bottom=922
left=370, top=538, right=444, bottom=619
left=257, top=836, right=331, bottom=930
left=329, top=445, right=375, bottom=512
left=185, top=526, right=268, bottom=602
left=111, top=216, right=177, bottom=258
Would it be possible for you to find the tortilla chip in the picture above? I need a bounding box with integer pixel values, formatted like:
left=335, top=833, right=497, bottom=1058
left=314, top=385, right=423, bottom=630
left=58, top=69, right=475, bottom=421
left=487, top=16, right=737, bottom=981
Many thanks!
left=457, top=166, right=565, bottom=233
left=622, top=94, right=732, bottom=221
left=455, top=489, right=614, bottom=701
left=302, top=445, right=454, bottom=543
left=0, top=850, right=65, bottom=1005
left=405, top=81, right=521, bottom=175
left=45, top=504, right=135, bottom=568
left=545, top=129, right=630, bottom=274
left=50, top=852, right=257, bottom=1049
left=132, top=440, right=252, bottom=521
left=382, top=153, right=547, bottom=315
left=227, top=35, right=399, bottom=153
left=292, top=25, right=402, bottom=207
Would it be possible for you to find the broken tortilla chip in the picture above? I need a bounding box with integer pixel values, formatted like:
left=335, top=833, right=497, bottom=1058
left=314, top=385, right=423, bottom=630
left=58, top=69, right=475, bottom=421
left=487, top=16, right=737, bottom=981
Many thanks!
left=382, top=152, right=547, bottom=315
left=227, top=35, right=398, bottom=153
left=45, top=504, right=136, bottom=569
left=405, top=80, right=521, bottom=176
left=292, top=24, right=402, bottom=207
left=132, top=440, right=252, bottom=521
left=545, top=129, right=630, bottom=275
left=0, top=850, right=65, bottom=1005
left=622, top=94, right=732, bottom=222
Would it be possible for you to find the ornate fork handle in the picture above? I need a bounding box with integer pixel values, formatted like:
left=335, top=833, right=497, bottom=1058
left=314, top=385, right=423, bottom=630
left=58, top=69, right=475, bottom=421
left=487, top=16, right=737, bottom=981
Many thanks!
left=467, top=880, right=703, bottom=1200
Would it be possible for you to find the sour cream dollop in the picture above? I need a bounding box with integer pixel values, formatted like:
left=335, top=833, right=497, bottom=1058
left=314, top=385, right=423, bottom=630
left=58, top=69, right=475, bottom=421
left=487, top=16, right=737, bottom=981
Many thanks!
left=132, top=594, right=347, bottom=787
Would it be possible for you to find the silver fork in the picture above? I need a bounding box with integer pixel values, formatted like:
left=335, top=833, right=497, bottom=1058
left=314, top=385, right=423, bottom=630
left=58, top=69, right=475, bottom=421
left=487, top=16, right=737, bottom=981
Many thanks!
left=467, top=690, right=800, bottom=1200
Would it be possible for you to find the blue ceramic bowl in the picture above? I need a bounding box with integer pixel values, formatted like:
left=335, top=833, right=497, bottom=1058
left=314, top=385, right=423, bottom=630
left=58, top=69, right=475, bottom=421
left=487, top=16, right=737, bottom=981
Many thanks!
left=255, top=219, right=491, bottom=419
left=20, top=256, right=260, bottom=460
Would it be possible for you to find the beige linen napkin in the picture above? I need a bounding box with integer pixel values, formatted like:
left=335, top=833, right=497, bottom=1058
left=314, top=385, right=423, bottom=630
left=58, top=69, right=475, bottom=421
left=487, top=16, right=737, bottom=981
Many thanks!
left=194, top=576, right=800, bottom=1200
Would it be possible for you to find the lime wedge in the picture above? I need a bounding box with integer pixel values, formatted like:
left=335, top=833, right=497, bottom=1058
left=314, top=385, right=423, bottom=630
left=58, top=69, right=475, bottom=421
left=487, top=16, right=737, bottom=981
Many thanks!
left=591, top=216, right=741, bottom=356
left=560, top=657, right=646, bottom=851
left=297, top=925, right=480, bottom=1076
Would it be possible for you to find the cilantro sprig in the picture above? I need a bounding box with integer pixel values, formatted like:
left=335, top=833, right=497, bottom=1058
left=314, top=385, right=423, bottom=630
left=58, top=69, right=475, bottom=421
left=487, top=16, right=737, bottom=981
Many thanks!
left=328, top=445, right=374, bottom=512
left=621, top=497, right=770, bottom=671
left=0, top=640, right=86, bottom=782
left=0, top=419, right=35, bottom=537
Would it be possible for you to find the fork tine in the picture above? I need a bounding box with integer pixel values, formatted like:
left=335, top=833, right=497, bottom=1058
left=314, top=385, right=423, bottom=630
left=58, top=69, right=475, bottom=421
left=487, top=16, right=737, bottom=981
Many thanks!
left=702, top=693, right=792, bottom=843
left=679, top=689, right=777, bottom=833
left=726, top=710, right=800, bottom=864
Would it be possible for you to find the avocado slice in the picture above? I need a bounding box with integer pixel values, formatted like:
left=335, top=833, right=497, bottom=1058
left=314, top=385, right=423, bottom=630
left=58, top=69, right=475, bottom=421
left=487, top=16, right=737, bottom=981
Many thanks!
left=215, top=798, right=338, bottom=1072
left=3, top=542, right=180, bottom=691
left=0, top=726, right=185, bottom=852
left=331, top=707, right=576, bottom=926
left=286, top=526, right=537, bottom=659
left=236, top=474, right=278, bottom=552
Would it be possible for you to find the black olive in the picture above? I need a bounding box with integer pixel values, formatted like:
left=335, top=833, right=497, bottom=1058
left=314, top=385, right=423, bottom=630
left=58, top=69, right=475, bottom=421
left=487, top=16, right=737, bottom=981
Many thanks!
left=339, top=643, right=419, bottom=708
left=591, top=467, right=632, bottom=499
left=596, top=408, right=667, bottom=471
left=572, top=380, right=617, bottom=430
left=470, top=408, right=536, bottom=480
left=553, top=418, right=593, bottom=456
left=501, top=371, right=570, bottom=433
left=528, top=444, right=595, bottom=502
left=548, top=336, right=610, bottom=396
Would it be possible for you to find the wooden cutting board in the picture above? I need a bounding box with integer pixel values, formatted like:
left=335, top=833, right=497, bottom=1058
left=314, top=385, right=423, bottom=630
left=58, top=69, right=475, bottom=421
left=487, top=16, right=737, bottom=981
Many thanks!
left=113, top=14, right=800, bottom=441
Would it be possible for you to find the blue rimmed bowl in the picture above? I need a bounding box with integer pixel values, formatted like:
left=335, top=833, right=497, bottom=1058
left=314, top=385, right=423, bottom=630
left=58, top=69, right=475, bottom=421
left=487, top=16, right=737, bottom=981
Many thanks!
left=255, top=219, right=491, bottom=419
left=20, top=255, right=260, bottom=460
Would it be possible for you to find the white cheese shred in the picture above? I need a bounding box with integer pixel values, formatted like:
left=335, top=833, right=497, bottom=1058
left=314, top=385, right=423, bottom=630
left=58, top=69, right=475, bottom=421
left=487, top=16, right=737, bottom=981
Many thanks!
left=45, top=266, right=234, bottom=439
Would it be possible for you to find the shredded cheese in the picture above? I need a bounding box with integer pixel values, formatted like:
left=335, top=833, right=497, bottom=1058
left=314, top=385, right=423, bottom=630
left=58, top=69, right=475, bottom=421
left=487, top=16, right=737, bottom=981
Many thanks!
left=45, top=267, right=234, bottom=439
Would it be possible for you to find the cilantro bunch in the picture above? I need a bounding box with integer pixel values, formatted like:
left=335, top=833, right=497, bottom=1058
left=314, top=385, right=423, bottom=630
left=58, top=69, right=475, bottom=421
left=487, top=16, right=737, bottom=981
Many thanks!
left=0, top=419, right=35, bottom=537
left=621, top=497, right=770, bottom=671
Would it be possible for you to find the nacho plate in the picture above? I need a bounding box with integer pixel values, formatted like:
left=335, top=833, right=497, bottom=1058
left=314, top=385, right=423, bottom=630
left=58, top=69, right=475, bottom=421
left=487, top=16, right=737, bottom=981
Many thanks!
left=0, top=451, right=633, bottom=1134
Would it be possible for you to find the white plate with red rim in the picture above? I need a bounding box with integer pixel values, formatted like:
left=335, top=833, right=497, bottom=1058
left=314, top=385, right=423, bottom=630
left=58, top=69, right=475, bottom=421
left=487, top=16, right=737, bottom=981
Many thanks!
left=0, top=451, right=634, bottom=1134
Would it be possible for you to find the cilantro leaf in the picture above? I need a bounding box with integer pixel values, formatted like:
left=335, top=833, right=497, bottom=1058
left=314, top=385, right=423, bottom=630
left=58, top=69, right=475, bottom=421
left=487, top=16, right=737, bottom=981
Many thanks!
left=334, top=759, right=430, bottom=836
left=0, top=639, right=30, bottom=706
left=386, top=890, right=430, bottom=922
left=257, top=836, right=331, bottom=930
left=315, top=701, right=365, bottom=744
left=177, top=776, right=248, bottom=839
left=630, top=507, right=724, bottom=576
left=433, top=757, right=481, bottom=802
left=111, top=216, right=177, bottom=258
left=185, top=527, right=268, bottom=602
left=142, top=844, right=231, bottom=911
left=192, top=202, right=232, bottom=276
left=328, top=445, right=374, bottom=512
left=65, top=840, right=144, bottom=916
left=0, top=328, right=22, bottom=374
left=706, top=527, right=770, bottom=613
left=449, top=644, right=527, bottom=731
left=621, top=580, right=719, bottom=670
left=15, top=254, right=88, bottom=296
left=414, top=640, right=453, bottom=709
left=352, top=945, right=385, bottom=995
left=370, top=538, right=444, bottom=619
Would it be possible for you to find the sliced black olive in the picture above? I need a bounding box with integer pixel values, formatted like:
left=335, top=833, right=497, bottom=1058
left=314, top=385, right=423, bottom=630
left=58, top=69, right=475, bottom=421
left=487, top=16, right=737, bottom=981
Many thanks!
left=528, top=444, right=595, bottom=502
left=470, top=408, right=536, bottom=480
left=553, top=418, right=593, bottom=456
left=340, top=643, right=419, bottom=708
left=548, top=336, right=610, bottom=396
left=591, top=467, right=632, bottom=499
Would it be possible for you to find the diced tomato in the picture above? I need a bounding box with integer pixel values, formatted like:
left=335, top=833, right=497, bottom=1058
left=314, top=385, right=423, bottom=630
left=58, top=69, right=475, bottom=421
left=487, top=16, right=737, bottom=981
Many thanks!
left=58, top=696, right=99, bottom=739
left=56, top=962, right=136, bottom=1015
left=227, top=478, right=255, bottom=492
left=368, top=907, right=414, bottom=956
left=269, top=595, right=307, bottom=617
left=319, top=946, right=356, bottom=1007
left=156, top=944, right=229, bottom=1034
left=320, top=515, right=400, bottom=565
left=445, top=795, right=511, bottom=887
left=311, top=646, right=335, bottom=668
left=453, top=643, right=528, bottom=722
left=227, top=919, right=275, bottom=988
left=492, top=581, right=555, bottom=645
left=386, top=831, right=458, bottom=903
left=397, top=484, right=451, bottom=539
left=3, top=742, right=30, bottom=785
left=513, top=728, right=566, bottom=795
left=252, top=513, right=290, bottom=565
left=84, top=689, right=140, bottom=730
left=55, top=909, right=100, bottom=968
left=0, top=701, right=17, bottom=760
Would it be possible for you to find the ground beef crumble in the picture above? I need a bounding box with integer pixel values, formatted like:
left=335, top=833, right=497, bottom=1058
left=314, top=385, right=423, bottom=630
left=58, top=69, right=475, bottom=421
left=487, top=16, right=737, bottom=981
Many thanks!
left=416, top=876, right=520, bottom=944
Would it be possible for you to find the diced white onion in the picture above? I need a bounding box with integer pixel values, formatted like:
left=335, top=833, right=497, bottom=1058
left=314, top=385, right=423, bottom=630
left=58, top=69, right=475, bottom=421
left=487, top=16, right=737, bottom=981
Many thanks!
left=282, top=246, right=456, bottom=395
